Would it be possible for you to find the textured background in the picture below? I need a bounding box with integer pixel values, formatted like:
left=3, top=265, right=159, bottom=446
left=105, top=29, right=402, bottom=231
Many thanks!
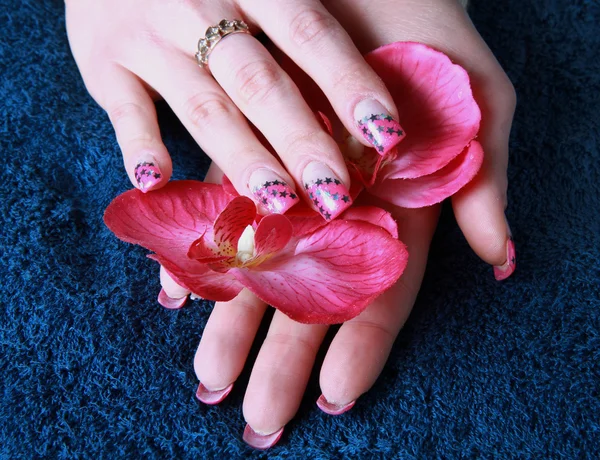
left=1, top=0, right=599, bottom=458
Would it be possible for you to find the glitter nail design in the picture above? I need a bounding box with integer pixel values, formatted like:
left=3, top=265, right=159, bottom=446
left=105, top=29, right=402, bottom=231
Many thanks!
left=357, top=113, right=406, bottom=156
left=303, top=176, right=352, bottom=221
left=134, top=161, right=162, bottom=193
left=251, top=179, right=299, bottom=215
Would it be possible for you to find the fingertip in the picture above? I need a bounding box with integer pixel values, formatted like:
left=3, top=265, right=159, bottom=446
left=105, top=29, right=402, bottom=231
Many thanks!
left=159, top=265, right=190, bottom=299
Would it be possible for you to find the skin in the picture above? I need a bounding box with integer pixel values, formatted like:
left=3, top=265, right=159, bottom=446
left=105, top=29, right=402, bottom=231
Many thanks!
left=67, top=0, right=516, bottom=444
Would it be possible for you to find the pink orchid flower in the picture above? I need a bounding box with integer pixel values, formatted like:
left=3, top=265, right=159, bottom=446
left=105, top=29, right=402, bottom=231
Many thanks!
left=104, top=181, right=407, bottom=325
left=290, top=42, right=485, bottom=208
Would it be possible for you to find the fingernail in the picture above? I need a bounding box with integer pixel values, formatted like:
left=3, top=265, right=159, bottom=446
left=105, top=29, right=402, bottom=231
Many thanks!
left=248, top=169, right=299, bottom=215
left=354, top=99, right=405, bottom=156
left=157, top=288, right=187, bottom=310
left=302, top=162, right=353, bottom=221
left=243, top=424, right=284, bottom=450
left=134, top=157, right=163, bottom=193
left=195, top=382, right=234, bottom=405
left=494, top=236, right=516, bottom=281
left=316, top=394, right=356, bottom=415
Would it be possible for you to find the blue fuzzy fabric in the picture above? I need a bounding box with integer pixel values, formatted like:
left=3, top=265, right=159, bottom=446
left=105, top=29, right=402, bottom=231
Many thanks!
left=1, top=0, right=599, bottom=457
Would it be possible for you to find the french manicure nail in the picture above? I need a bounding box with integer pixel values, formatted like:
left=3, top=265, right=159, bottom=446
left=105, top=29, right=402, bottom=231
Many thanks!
left=134, top=157, right=163, bottom=193
left=494, top=236, right=516, bottom=281
left=157, top=288, right=187, bottom=310
left=354, top=99, right=406, bottom=156
left=195, top=382, right=234, bottom=405
left=248, top=169, right=299, bottom=215
left=316, top=394, right=356, bottom=415
left=243, top=424, right=284, bottom=450
left=302, top=162, right=353, bottom=221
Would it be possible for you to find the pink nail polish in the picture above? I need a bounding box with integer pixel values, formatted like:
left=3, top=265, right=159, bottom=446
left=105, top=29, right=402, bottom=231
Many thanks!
left=157, top=288, right=187, bottom=310
left=355, top=99, right=406, bottom=156
left=195, top=382, right=234, bottom=405
left=242, top=424, right=284, bottom=450
left=316, top=394, right=356, bottom=415
left=248, top=169, right=299, bottom=215
left=494, top=237, right=516, bottom=281
left=302, top=162, right=353, bottom=221
left=134, top=159, right=163, bottom=192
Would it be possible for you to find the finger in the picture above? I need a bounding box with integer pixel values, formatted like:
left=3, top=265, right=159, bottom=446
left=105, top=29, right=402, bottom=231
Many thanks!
left=452, top=72, right=517, bottom=281
left=101, top=65, right=172, bottom=192
left=130, top=51, right=301, bottom=216
left=242, top=311, right=328, bottom=449
left=157, top=265, right=190, bottom=310
left=208, top=33, right=353, bottom=220
left=318, top=206, right=438, bottom=413
left=193, top=289, right=268, bottom=404
left=240, top=0, right=406, bottom=155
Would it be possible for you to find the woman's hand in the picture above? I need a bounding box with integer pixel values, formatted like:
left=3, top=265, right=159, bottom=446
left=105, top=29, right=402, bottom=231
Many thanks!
left=65, top=0, right=407, bottom=220
left=160, top=0, right=517, bottom=449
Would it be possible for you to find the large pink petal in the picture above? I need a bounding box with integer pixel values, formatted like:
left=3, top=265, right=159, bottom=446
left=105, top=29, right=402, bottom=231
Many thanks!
left=365, top=42, right=481, bottom=180
left=231, top=221, right=408, bottom=324
left=253, top=214, right=293, bottom=258
left=370, top=141, right=484, bottom=208
left=104, top=180, right=243, bottom=301
left=104, top=181, right=231, bottom=254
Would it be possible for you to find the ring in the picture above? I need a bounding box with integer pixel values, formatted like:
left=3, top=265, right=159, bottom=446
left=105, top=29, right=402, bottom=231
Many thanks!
left=195, top=19, right=250, bottom=68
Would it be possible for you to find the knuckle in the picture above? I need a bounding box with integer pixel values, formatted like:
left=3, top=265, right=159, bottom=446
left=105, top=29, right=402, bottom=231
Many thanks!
left=108, top=101, right=146, bottom=124
left=284, top=130, right=338, bottom=161
left=265, top=332, right=319, bottom=356
left=288, top=8, right=337, bottom=48
left=184, top=92, right=234, bottom=130
left=348, top=319, right=396, bottom=341
left=235, top=60, right=284, bottom=105
left=331, top=65, right=376, bottom=93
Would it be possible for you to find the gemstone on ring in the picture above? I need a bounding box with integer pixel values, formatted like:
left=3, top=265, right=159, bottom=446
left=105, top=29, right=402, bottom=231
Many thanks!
left=197, top=38, right=208, bottom=53
left=218, top=19, right=235, bottom=33
left=205, top=26, right=220, bottom=41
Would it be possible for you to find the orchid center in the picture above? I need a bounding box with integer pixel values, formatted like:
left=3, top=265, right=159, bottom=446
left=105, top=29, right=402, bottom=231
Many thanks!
left=236, top=225, right=255, bottom=264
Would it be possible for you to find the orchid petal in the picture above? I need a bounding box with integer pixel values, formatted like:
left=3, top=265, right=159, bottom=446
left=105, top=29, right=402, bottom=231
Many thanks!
left=370, top=141, right=484, bottom=208
left=253, top=214, right=293, bottom=259
left=365, top=42, right=481, bottom=180
left=231, top=220, right=407, bottom=324
left=221, top=175, right=239, bottom=197
left=150, top=254, right=243, bottom=301
left=104, top=181, right=244, bottom=301
left=187, top=230, right=230, bottom=263
left=339, top=206, right=398, bottom=239
left=212, top=196, right=256, bottom=257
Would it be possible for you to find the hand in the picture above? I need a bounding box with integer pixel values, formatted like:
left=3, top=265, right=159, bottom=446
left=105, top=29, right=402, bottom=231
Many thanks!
left=161, top=163, right=439, bottom=448
left=65, top=0, right=407, bottom=220
left=160, top=0, right=517, bottom=449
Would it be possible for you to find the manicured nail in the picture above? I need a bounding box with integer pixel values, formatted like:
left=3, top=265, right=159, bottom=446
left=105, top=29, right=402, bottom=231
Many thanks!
left=494, top=236, right=516, bottom=281
left=248, top=169, right=299, bottom=215
left=243, top=424, right=284, bottom=450
left=316, top=394, right=356, bottom=415
left=134, top=157, right=163, bottom=193
left=302, top=162, right=352, bottom=220
left=195, top=382, right=234, bottom=405
left=157, top=288, right=187, bottom=310
left=354, top=99, right=406, bottom=156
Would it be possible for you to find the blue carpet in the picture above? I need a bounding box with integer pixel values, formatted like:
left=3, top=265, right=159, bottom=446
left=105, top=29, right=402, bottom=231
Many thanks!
left=1, top=0, right=599, bottom=457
